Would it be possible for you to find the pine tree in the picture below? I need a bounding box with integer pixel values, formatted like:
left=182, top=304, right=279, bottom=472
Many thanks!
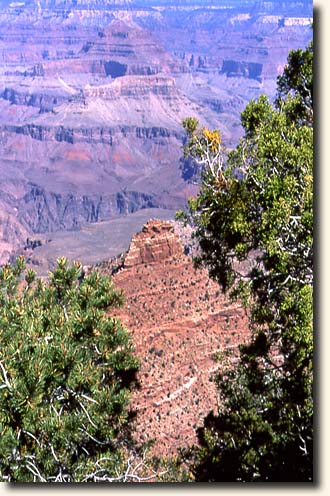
left=0, top=257, right=141, bottom=482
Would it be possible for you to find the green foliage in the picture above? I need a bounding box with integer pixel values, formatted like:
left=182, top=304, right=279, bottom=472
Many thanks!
left=181, top=43, right=313, bottom=482
left=0, top=257, right=140, bottom=482
left=276, top=40, right=313, bottom=126
left=182, top=117, right=199, bottom=135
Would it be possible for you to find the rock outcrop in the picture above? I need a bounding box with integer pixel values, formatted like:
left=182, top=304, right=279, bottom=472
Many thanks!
left=105, top=219, right=250, bottom=457
left=123, top=219, right=183, bottom=268
left=221, top=60, right=264, bottom=82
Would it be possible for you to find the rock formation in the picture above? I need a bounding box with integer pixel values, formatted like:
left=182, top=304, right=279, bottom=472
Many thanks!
left=101, top=219, right=251, bottom=456
left=123, top=219, right=183, bottom=267
left=0, top=1, right=313, bottom=263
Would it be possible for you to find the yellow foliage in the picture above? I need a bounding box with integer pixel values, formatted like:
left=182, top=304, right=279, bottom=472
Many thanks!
left=202, top=128, right=221, bottom=152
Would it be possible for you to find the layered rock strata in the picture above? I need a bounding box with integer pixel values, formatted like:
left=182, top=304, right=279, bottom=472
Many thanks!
left=0, top=2, right=313, bottom=263
left=106, top=219, right=250, bottom=457
left=123, top=219, right=183, bottom=268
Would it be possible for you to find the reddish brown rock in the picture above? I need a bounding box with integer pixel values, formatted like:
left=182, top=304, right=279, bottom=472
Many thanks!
left=103, top=219, right=251, bottom=457
left=123, top=219, right=183, bottom=268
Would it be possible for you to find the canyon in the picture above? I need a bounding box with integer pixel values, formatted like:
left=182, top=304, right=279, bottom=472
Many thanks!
left=0, top=0, right=313, bottom=463
left=0, top=0, right=312, bottom=265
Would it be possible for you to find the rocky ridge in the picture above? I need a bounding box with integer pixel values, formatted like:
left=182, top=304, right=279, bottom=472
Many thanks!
left=99, top=219, right=251, bottom=456
left=123, top=219, right=183, bottom=267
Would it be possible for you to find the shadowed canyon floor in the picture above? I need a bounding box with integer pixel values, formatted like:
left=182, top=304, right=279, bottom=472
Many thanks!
left=23, top=207, right=177, bottom=274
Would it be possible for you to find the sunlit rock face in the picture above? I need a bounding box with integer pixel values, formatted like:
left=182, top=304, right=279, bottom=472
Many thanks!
left=0, top=0, right=312, bottom=263
left=123, top=219, right=184, bottom=267
left=106, top=218, right=251, bottom=456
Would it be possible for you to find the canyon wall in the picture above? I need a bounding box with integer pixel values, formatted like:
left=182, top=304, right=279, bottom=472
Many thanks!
left=0, top=0, right=313, bottom=263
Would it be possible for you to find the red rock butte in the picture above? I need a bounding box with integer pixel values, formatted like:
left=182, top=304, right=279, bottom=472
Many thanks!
left=104, top=219, right=251, bottom=457
left=123, top=219, right=183, bottom=268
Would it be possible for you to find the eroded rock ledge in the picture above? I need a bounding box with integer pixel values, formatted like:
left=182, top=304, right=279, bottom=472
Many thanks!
left=123, top=219, right=184, bottom=268
left=109, top=218, right=250, bottom=456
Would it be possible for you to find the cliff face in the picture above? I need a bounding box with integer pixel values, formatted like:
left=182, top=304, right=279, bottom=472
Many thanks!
left=4, top=122, right=179, bottom=145
left=124, top=219, right=183, bottom=267
left=221, top=60, right=264, bottom=82
left=83, top=75, right=179, bottom=99
left=18, top=186, right=157, bottom=233
left=0, top=1, right=312, bottom=263
left=2, top=75, right=185, bottom=143
left=1, top=87, right=69, bottom=112
left=103, top=219, right=251, bottom=457
left=0, top=67, right=202, bottom=260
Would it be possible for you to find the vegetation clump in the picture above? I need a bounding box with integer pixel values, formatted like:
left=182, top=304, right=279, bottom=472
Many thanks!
left=0, top=257, right=141, bottom=482
left=179, top=41, right=313, bottom=482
